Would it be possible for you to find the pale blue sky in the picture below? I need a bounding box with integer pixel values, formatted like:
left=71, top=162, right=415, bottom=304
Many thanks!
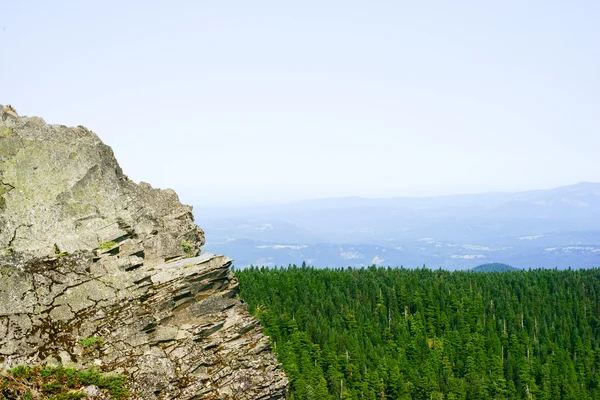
left=2, top=1, right=599, bottom=205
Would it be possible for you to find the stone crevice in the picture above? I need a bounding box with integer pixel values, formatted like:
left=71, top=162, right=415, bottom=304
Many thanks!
left=7, top=224, right=32, bottom=250
left=0, top=180, right=15, bottom=191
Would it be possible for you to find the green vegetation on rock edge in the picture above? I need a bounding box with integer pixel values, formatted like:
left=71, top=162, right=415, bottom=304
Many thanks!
left=237, top=265, right=600, bottom=400
left=79, top=336, right=103, bottom=349
left=0, top=366, right=129, bottom=399
left=97, top=241, right=117, bottom=251
left=181, top=240, right=194, bottom=258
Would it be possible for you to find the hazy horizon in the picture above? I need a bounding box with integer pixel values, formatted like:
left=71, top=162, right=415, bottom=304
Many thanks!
left=3, top=1, right=599, bottom=206
left=192, top=180, right=599, bottom=207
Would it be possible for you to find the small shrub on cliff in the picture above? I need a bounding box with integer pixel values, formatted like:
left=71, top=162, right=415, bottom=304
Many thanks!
left=0, top=366, right=129, bottom=399
left=52, top=244, right=70, bottom=258
left=181, top=240, right=194, bottom=258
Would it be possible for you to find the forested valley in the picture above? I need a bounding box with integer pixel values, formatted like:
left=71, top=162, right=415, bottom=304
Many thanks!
left=236, top=266, right=600, bottom=400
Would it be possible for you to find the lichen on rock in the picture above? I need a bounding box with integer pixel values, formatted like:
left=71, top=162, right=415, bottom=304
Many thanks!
left=0, top=105, right=288, bottom=399
left=0, top=104, right=204, bottom=263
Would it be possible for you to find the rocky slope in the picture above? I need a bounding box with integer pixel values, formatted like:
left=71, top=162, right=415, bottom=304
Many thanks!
left=0, top=105, right=287, bottom=399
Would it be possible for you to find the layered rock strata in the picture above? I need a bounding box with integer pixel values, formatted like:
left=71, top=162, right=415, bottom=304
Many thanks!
left=0, top=105, right=287, bottom=399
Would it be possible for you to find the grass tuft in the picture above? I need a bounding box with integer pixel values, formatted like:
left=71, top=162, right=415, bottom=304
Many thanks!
left=79, top=336, right=103, bottom=349
left=98, top=241, right=117, bottom=251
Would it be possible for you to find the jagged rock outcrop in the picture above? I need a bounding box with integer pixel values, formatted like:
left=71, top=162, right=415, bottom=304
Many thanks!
left=0, top=105, right=204, bottom=263
left=0, top=105, right=287, bottom=399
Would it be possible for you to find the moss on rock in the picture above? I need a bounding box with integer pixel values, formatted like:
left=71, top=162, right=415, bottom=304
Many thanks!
left=0, top=366, right=129, bottom=399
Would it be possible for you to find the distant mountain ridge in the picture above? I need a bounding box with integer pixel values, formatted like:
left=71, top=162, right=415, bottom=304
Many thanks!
left=200, top=182, right=600, bottom=214
left=472, top=263, right=519, bottom=272
left=196, top=182, right=600, bottom=270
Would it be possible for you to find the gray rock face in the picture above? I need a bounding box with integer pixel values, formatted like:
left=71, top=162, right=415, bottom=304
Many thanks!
left=0, top=105, right=288, bottom=399
left=0, top=104, right=203, bottom=265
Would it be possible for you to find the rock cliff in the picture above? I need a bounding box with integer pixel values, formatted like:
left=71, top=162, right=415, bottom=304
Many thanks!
left=0, top=105, right=287, bottom=399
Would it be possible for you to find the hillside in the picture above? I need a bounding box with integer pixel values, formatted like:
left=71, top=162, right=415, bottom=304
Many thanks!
left=472, top=263, right=519, bottom=272
left=237, top=266, right=600, bottom=400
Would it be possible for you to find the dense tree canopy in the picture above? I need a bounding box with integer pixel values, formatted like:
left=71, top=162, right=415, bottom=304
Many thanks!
left=236, top=265, right=600, bottom=400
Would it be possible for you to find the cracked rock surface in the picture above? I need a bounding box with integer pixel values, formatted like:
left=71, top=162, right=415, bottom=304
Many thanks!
left=0, top=104, right=203, bottom=263
left=0, top=105, right=288, bottom=399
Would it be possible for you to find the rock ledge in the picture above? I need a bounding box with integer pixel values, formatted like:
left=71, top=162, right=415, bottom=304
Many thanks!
left=0, top=105, right=287, bottom=399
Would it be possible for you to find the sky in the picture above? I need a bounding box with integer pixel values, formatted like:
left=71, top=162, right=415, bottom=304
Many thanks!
left=1, top=1, right=599, bottom=206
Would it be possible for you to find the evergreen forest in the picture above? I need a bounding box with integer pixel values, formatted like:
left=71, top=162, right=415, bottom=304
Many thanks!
left=236, top=265, right=600, bottom=400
